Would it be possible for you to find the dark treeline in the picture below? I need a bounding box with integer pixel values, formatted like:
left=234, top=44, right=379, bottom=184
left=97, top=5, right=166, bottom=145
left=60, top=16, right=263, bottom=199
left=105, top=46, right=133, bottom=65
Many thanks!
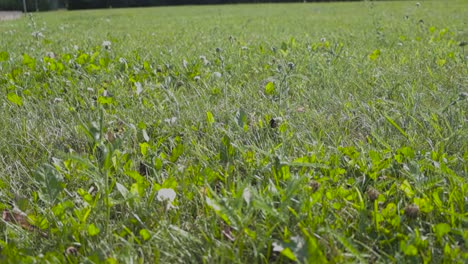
left=0, top=0, right=65, bottom=11
left=69, top=0, right=359, bottom=10
left=0, top=0, right=360, bottom=11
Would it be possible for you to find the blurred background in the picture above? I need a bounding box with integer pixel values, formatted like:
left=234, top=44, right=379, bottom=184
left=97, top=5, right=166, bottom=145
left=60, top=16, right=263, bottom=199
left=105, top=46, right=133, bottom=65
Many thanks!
left=1, top=0, right=362, bottom=12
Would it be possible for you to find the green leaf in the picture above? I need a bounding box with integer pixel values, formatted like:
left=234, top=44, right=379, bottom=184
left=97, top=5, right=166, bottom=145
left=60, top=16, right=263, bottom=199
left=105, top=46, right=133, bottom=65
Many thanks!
left=244, top=228, right=256, bottom=239
left=170, top=142, right=184, bottom=163
left=400, top=180, right=415, bottom=198
left=280, top=248, right=297, bottom=261
left=77, top=188, right=94, bottom=204
left=397, top=146, right=415, bottom=159
left=436, top=59, right=446, bottom=67
left=97, top=96, right=114, bottom=105
left=281, top=41, right=288, bottom=51
left=205, top=197, right=231, bottom=225
left=369, top=49, right=381, bottom=60
left=143, top=61, right=151, bottom=71
left=444, top=243, right=451, bottom=255
left=106, top=258, right=118, bottom=264
left=339, top=146, right=360, bottom=160
left=236, top=108, right=248, bottom=127
left=22, top=53, right=36, bottom=69
left=414, top=197, right=434, bottom=213
left=99, top=57, right=110, bottom=67
left=382, top=203, right=397, bottom=218
left=206, top=111, right=215, bottom=125
left=76, top=53, right=89, bottom=65
left=384, top=114, right=409, bottom=140
left=400, top=241, right=418, bottom=256
left=140, top=142, right=150, bottom=156
left=162, top=177, right=178, bottom=189
left=434, top=223, right=451, bottom=240
left=115, top=182, right=129, bottom=199
left=432, top=191, right=443, bottom=208
left=280, top=165, right=290, bottom=180
left=265, top=81, right=275, bottom=95
left=154, top=157, right=163, bottom=170
left=88, top=223, right=100, bottom=236
left=34, top=164, right=64, bottom=205
left=7, top=93, right=23, bottom=106
left=139, top=229, right=151, bottom=241
left=137, top=121, right=147, bottom=130
left=0, top=51, right=9, bottom=61
left=125, top=170, right=146, bottom=184
left=130, top=182, right=145, bottom=197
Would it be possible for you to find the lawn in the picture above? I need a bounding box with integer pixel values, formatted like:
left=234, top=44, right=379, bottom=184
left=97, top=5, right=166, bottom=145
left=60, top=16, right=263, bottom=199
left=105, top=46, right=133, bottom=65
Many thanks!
left=0, top=1, right=467, bottom=263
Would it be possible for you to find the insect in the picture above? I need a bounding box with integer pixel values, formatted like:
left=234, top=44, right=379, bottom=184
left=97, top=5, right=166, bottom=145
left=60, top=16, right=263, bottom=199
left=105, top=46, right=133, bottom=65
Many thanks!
left=269, top=117, right=283, bottom=128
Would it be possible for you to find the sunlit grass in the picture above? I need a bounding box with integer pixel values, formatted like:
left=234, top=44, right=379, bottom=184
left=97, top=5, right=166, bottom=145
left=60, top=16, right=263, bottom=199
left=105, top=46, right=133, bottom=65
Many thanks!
left=0, top=1, right=467, bottom=263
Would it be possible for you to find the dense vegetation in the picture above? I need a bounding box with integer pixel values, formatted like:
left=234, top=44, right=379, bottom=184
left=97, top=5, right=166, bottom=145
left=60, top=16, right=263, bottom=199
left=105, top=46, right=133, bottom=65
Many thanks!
left=66, top=0, right=359, bottom=10
left=0, top=0, right=56, bottom=12
left=1, top=0, right=360, bottom=11
left=0, top=1, right=467, bottom=263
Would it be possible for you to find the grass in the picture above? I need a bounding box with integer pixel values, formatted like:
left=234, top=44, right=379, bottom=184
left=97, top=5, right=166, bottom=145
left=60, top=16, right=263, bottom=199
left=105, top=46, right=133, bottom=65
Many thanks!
left=0, top=1, right=467, bottom=263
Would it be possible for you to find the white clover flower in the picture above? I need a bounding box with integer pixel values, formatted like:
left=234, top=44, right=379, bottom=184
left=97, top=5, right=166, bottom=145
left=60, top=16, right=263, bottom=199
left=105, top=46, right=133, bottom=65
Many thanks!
left=45, top=52, right=56, bottom=58
left=73, top=45, right=79, bottom=51
left=199, top=55, right=209, bottom=65
left=32, top=31, right=44, bottom=38
left=272, top=242, right=284, bottom=252
left=102, top=40, right=111, bottom=49
left=119, top=57, right=127, bottom=64
left=135, top=82, right=143, bottom=95
left=157, top=188, right=176, bottom=203
left=164, top=117, right=177, bottom=125
left=212, top=72, right=222, bottom=78
left=241, top=46, right=248, bottom=50
left=242, top=188, right=252, bottom=204
left=416, top=2, right=420, bottom=7
left=87, top=87, right=94, bottom=92
left=291, top=236, right=305, bottom=248
left=194, top=76, right=201, bottom=81
left=320, top=37, right=326, bottom=43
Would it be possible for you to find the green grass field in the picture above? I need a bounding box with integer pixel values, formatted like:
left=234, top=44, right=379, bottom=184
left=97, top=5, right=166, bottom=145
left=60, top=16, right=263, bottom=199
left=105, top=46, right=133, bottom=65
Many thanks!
left=0, top=1, right=467, bottom=262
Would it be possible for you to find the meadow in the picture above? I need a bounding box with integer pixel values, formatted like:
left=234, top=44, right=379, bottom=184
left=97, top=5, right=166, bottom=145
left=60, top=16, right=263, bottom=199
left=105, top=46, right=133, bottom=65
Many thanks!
left=0, top=1, right=467, bottom=262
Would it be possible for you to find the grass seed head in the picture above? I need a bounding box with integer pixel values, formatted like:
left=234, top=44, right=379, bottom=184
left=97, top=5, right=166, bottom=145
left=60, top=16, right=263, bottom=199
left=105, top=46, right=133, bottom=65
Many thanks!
left=102, top=40, right=111, bottom=49
left=367, top=187, right=380, bottom=202
left=309, top=180, right=321, bottom=192
left=405, top=204, right=420, bottom=218
left=65, top=246, right=78, bottom=256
